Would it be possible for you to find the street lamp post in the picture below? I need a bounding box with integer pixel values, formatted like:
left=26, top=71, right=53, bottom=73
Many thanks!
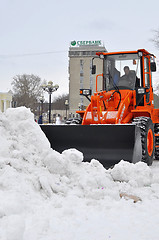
left=41, top=81, right=59, bottom=123
left=65, top=99, right=69, bottom=119
left=48, top=92, right=52, bottom=123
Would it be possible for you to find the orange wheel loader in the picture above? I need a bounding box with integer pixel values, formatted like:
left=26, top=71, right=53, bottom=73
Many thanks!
left=41, top=49, right=159, bottom=168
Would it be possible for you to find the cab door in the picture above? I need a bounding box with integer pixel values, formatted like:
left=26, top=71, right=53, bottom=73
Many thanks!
left=143, top=55, right=152, bottom=106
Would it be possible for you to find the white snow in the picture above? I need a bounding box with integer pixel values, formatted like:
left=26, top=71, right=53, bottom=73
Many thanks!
left=0, top=107, right=159, bottom=240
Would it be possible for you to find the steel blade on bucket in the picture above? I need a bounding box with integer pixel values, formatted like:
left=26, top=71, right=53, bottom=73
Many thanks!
left=40, top=124, right=142, bottom=168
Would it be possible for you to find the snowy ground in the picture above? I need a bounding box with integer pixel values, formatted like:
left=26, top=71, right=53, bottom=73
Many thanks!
left=0, top=107, right=159, bottom=240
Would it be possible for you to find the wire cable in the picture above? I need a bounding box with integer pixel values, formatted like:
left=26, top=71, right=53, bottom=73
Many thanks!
left=0, top=50, right=67, bottom=58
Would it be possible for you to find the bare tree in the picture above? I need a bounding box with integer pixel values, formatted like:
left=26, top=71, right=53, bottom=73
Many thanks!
left=12, top=74, right=43, bottom=113
left=152, top=29, right=159, bottom=49
left=52, top=94, right=69, bottom=110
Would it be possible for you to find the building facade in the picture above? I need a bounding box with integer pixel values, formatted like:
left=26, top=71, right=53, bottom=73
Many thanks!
left=0, top=91, right=12, bottom=112
left=68, top=40, right=107, bottom=115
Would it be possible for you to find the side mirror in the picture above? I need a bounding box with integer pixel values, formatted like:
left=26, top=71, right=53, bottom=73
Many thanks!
left=92, top=65, right=96, bottom=74
left=150, top=62, right=156, bottom=72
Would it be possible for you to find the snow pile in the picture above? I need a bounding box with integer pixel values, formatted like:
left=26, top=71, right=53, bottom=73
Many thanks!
left=110, top=160, right=152, bottom=187
left=0, top=107, right=159, bottom=240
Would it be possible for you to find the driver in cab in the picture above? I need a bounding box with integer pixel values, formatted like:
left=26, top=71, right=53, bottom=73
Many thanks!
left=121, top=66, right=135, bottom=81
left=120, top=66, right=139, bottom=88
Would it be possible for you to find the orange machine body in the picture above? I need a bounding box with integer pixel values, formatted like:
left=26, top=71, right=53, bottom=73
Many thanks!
left=80, top=89, right=159, bottom=125
left=77, top=49, right=159, bottom=125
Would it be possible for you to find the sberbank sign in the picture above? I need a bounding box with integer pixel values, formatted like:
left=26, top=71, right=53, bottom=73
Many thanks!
left=71, top=40, right=102, bottom=47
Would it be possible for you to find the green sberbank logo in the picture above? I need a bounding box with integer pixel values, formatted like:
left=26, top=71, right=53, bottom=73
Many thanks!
left=71, top=40, right=101, bottom=47
left=71, top=40, right=76, bottom=46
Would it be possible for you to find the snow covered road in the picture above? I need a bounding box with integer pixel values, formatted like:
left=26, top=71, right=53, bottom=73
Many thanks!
left=0, top=107, right=159, bottom=240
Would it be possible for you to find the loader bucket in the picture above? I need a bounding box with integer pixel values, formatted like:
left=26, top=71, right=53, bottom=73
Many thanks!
left=40, top=124, right=142, bottom=169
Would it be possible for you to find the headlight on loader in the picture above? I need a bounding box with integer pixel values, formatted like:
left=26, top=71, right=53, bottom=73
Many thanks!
left=80, top=89, right=92, bottom=102
left=137, top=88, right=145, bottom=94
left=80, top=89, right=92, bottom=96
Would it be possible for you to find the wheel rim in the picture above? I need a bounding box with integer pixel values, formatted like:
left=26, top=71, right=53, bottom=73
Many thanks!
left=147, top=129, right=153, bottom=156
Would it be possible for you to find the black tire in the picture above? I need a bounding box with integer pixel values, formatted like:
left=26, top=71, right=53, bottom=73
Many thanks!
left=132, top=117, right=155, bottom=166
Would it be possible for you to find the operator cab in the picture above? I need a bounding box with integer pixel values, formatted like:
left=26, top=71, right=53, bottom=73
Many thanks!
left=102, top=52, right=141, bottom=91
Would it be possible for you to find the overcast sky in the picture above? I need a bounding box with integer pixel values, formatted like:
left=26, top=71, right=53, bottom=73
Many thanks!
left=1, top=0, right=159, bottom=98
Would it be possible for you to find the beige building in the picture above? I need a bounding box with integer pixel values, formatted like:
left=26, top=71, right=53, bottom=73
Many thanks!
left=68, top=40, right=107, bottom=114
left=0, top=91, right=12, bottom=112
